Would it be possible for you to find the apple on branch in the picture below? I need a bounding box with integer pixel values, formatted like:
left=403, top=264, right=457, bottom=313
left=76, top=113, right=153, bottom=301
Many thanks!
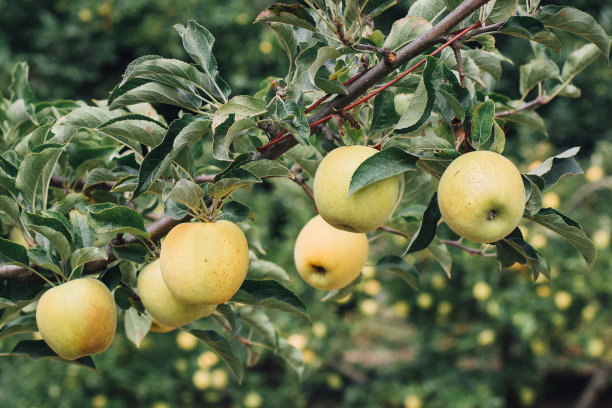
left=437, top=150, right=526, bottom=243
left=294, top=215, right=369, bottom=290
left=313, top=145, right=399, bottom=233
left=35, top=278, right=117, bottom=361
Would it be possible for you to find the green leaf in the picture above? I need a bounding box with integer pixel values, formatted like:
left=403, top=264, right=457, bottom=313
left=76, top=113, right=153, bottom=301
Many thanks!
left=133, top=114, right=196, bottom=198
left=526, top=207, right=596, bottom=268
left=186, top=329, right=244, bottom=383
left=519, top=58, right=560, bottom=96
left=254, top=3, right=316, bottom=31
left=376, top=255, right=420, bottom=290
left=427, top=237, right=452, bottom=278
left=216, top=304, right=242, bottom=337
left=308, top=47, right=340, bottom=91
left=208, top=175, right=262, bottom=199
left=69, top=247, right=108, bottom=276
left=213, top=117, right=257, bottom=161
left=496, top=228, right=549, bottom=280
left=0, top=194, right=21, bottom=225
left=384, top=16, right=432, bottom=51
left=9, top=62, right=35, bottom=104
left=395, top=56, right=436, bottom=132
left=0, top=237, right=29, bottom=268
left=239, top=306, right=278, bottom=348
left=70, top=210, right=95, bottom=248
left=561, top=43, right=605, bottom=82
left=174, top=21, right=230, bottom=101
left=490, top=118, right=506, bottom=154
left=313, top=77, right=347, bottom=95
left=0, top=315, right=37, bottom=340
left=404, top=193, right=441, bottom=255
left=16, top=144, right=64, bottom=210
left=348, top=147, right=417, bottom=196
left=431, top=63, right=472, bottom=123
left=21, top=211, right=73, bottom=262
left=408, top=0, right=446, bottom=21
left=523, top=176, right=542, bottom=217
left=27, top=248, right=62, bottom=276
left=164, top=179, right=205, bottom=212
left=217, top=201, right=251, bottom=223
left=248, top=258, right=291, bottom=282
left=1, top=340, right=97, bottom=372
left=464, top=49, right=503, bottom=80
left=87, top=203, right=150, bottom=238
left=484, top=0, right=518, bottom=24
left=365, top=0, right=401, bottom=18
left=269, top=23, right=298, bottom=72
left=527, top=147, right=582, bottom=191
left=241, top=160, right=293, bottom=179
left=471, top=99, right=495, bottom=149
left=271, top=99, right=310, bottom=145
left=109, top=80, right=203, bottom=112
left=212, top=96, right=267, bottom=130
left=371, top=90, right=400, bottom=132
left=503, top=109, right=547, bottom=135
left=125, top=308, right=152, bottom=348
left=231, top=280, right=310, bottom=324
left=536, top=6, right=610, bottom=57
left=98, top=113, right=166, bottom=148
left=500, top=16, right=561, bottom=54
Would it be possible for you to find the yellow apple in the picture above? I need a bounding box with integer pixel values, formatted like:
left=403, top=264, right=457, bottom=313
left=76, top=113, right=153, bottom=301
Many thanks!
left=294, top=215, right=369, bottom=290
left=9, top=227, right=28, bottom=248
left=160, top=220, right=249, bottom=305
left=36, top=278, right=117, bottom=360
left=149, top=318, right=176, bottom=333
left=138, top=260, right=216, bottom=328
left=313, top=145, right=399, bottom=233
left=437, top=150, right=525, bottom=243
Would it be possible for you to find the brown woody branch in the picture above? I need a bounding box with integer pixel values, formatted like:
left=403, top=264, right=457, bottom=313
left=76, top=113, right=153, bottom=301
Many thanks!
left=451, top=42, right=466, bottom=87
left=495, top=96, right=548, bottom=118
left=0, top=0, right=493, bottom=282
left=258, top=0, right=492, bottom=160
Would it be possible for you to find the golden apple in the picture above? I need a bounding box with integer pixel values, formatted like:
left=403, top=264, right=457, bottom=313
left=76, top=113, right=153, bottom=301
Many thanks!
left=437, top=150, right=525, bottom=243
left=160, top=221, right=249, bottom=305
left=294, top=215, right=369, bottom=290
left=9, top=227, right=28, bottom=248
left=149, top=318, right=176, bottom=333
left=36, top=278, right=117, bottom=360
left=313, top=145, right=399, bottom=233
left=138, top=259, right=216, bottom=328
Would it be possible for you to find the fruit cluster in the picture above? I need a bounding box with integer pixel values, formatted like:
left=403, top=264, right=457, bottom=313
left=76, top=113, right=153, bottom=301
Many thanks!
left=35, top=146, right=525, bottom=361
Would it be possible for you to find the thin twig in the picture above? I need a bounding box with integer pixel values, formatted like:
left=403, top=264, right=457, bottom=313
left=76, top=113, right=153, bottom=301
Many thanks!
left=451, top=42, right=466, bottom=87
left=574, top=366, right=611, bottom=408
left=291, top=165, right=316, bottom=206
left=495, top=96, right=548, bottom=118
left=440, top=239, right=495, bottom=256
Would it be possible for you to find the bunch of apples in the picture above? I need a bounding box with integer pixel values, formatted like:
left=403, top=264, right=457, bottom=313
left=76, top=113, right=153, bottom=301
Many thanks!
left=35, top=146, right=525, bottom=360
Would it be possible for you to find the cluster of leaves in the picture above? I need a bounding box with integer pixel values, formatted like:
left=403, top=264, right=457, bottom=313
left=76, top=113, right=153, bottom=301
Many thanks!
left=0, top=0, right=609, bottom=381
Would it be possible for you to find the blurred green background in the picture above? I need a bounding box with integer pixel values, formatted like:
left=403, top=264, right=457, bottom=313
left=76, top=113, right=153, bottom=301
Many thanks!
left=0, top=1, right=611, bottom=407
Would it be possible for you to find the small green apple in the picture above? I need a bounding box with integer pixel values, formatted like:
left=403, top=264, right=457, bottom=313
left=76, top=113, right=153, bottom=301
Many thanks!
left=160, top=221, right=249, bottom=305
left=437, top=150, right=526, bottom=243
left=36, top=278, right=117, bottom=360
left=313, top=145, right=399, bottom=233
left=138, top=259, right=216, bottom=328
left=294, top=215, right=369, bottom=290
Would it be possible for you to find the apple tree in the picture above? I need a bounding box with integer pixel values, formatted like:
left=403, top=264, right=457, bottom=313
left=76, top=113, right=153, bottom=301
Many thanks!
left=0, top=0, right=608, bottom=393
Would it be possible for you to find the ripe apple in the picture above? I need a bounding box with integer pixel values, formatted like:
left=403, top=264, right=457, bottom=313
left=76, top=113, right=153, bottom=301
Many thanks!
left=160, top=220, right=249, bottom=305
left=149, top=318, right=176, bottom=333
left=437, top=150, right=525, bottom=243
left=313, top=145, right=399, bottom=233
left=36, top=278, right=117, bottom=360
left=294, top=215, right=369, bottom=290
left=138, top=259, right=216, bottom=328
left=9, top=227, right=28, bottom=248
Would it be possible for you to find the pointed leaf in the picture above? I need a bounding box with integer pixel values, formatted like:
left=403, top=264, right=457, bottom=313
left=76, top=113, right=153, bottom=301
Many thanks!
left=27, top=248, right=62, bottom=275
left=376, top=255, right=420, bottom=290
left=2, top=340, right=97, bottom=372
left=519, top=58, right=560, bottom=96
left=562, top=43, right=605, bottom=82
left=349, top=147, right=417, bottom=196
left=484, top=0, right=518, bottom=24
left=0, top=315, right=37, bottom=340
left=404, top=193, right=441, bottom=254
left=69, top=247, right=108, bottom=275
left=109, top=81, right=203, bottom=112
left=87, top=203, right=150, bottom=238
left=526, top=207, right=596, bottom=267
left=496, top=228, right=549, bottom=279
left=408, top=0, right=446, bottom=21
left=212, top=96, right=267, bottom=130
left=21, top=211, right=73, bottom=262
left=384, top=16, right=432, bottom=51
left=371, top=90, right=400, bottom=132
left=239, top=306, right=278, bottom=348
left=16, top=144, right=64, bottom=210
left=187, top=329, right=244, bottom=383
left=164, top=179, right=205, bottom=211
left=231, top=280, right=310, bottom=324
left=98, top=114, right=166, bottom=147
left=248, top=259, right=291, bottom=282
left=254, top=3, right=316, bottom=31
left=527, top=147, right=582, bottom=191
left=0, top=237, right=29, bottom=268
left=537, top=6, right=610, bottom=57
left=125, top=308, right=152, bottom=348
left=395, top=57, right=436, bottom=132
left=500, top=16, right=561, bottom=54
left=471, top=100, right=496, bottom=149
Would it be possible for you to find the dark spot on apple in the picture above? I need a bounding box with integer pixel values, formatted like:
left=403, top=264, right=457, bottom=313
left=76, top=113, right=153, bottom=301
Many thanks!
left=487, top=210, right=497, bottom=220
left=311, top=264, right=326, bottom=275
left=454, top=170, right=460, bottom=176
left=338, top=224, right=357, bottom=232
